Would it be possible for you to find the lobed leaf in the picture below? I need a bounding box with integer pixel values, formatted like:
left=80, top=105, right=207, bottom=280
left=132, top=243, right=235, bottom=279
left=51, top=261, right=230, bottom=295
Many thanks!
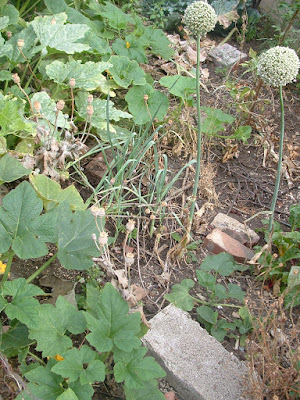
left=29, top=296, right=86, bottom=357
left=164, top=279, right=195, bottom=311
left=45, top=60, right=112, bottom=91
left=30, top=13, right=90, bottom=54
left=55, top=204, right=100, bottom=270
left=29, top=173, right=86, bottom=211
left=1, top=278, right=44, bottom=329
left=0, top=181, right=56, bottom=258
left=200, top=252, right=243, bottom=276
left=0, top=154, right=31, bottom=184
left=109, top=55, right=146, bottom=88
left=114, top=347, right=166, bottom=388
left=84, top=283, right=141, bottom=353
left=51, top=345, right=105, bottom=384
left=125, top=84, right=169, bottom=125
left=159, top=75, right=196, bottom=100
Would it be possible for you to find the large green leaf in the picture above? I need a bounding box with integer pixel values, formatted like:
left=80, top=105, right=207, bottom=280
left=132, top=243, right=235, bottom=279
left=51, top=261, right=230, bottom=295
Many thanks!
left=1, top=25, right=41, bottom=63
left=0, top=153, right=31, bottom=184
left=45, top=60, right=111, bottom=91
left=29, top=173, right=86, bottom=211
left=92, top=1, right=134, bottom=30
left=125, top=84, right=169, bottom=125
left=112, top=35, right=148, bottom=64
left=0, top=98, right=34, bottom=136
left=0, top=16, right=9, bottom=30
left=29, top=296, right=86, bottom=357
left=56, top=204, right=100, bottom=270
left=196, top=270, right=215, bottom=291
left=200, top=252, right=246, bottom=276
left=114, top=347, right=166, bottom=388
left=125, top=380, right=166, bottom=400
left=227, top=283, right=245, bottom=301
left=51, top=345, right=105, bottom=384
left=16, top=360, right=64, bottom=400
left=57, top=389, right=79, bottom=400
left=44, top=0, right=68, bottom=13
left=109, top=55, right=146, bottom=88
left=0, top=322, right=33, bottom=358
left=30, top=13, right=90, bottom=54
left=0, top=181, right=56, bottom=258
left=196, top=305, right=218, bottom=325
left=164, top=279, right=195, bottom=311
left=159, top=75, right=196, bottom=100
left=143, top=26, right=174, bottom=60
left=76, top=90, right=132, bottom=129
left=31, top=92, right=68, bottom=129
left=288, top=266, right=300, bottom=290
left=1, top=278, right=44, bottom=328
left=2, top=4, right=19, bottom=26
left=84, top=283, right=141, bottom=353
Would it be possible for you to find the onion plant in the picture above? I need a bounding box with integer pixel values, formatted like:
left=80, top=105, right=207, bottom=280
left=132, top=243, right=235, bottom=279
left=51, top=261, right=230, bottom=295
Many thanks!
left=257, top=46, right=300, bottom=234
left=171, top=1, right=217, bottom=256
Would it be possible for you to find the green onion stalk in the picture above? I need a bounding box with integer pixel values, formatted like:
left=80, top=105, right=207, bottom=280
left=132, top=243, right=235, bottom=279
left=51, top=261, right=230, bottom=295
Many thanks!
left=256, top=46, right=300, bottom=234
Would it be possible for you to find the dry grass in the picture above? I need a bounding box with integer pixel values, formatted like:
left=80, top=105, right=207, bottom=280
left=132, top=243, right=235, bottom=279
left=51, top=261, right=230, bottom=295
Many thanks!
left=246, top=296, right=300, bottom=399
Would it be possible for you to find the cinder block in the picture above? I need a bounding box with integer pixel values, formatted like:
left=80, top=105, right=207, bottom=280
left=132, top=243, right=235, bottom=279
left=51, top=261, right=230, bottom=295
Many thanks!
left=211, top=213, right=260, bottom=247
left=204, top=228, right=254, bottom=262
left=143, top=305, right=249, bottom=400
left=209, top=44, right=247, bottom=68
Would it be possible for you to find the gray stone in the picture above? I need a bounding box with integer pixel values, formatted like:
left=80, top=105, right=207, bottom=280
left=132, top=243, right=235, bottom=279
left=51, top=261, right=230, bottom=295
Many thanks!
left=211, top=212, right=260, bottom=247
left=142, top=305, right=249, bottom=400
left=209, top=44, right=247, bottom=68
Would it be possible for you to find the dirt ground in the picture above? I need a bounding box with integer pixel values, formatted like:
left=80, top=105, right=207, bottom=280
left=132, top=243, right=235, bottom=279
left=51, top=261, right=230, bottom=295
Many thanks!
left=1, top=32, right=300, bottom=399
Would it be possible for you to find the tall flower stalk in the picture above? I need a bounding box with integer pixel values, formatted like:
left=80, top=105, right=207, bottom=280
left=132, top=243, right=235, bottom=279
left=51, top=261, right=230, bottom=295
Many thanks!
left=169, top=1, right=216, bottom=259
left=257, top=46, right=300, bottom=233
left=185, top=1, right=217, bottom=236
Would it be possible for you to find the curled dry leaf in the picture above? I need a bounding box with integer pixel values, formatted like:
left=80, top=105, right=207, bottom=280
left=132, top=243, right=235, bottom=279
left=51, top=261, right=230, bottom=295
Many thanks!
left=164, top=391, right=177, bottom=400
left=114, top=269, right=128, bottom=289
left=131, top=284, right=148, bottom=301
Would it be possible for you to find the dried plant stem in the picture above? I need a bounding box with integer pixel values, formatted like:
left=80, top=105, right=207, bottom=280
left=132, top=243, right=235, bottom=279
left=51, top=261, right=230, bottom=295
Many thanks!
left=268, top=85, right=284, bottom=233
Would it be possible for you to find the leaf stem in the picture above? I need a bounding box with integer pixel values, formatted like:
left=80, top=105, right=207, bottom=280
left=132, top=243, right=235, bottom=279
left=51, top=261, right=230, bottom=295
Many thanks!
left=1, top=251, right=14, bottom=286
left=190, top=295, right=241, bottom=309
left=268, top=85, right=284, bottom=233
left=26, top=253, right=58, bottom=284
left=28, top=351, right=46, bottom=366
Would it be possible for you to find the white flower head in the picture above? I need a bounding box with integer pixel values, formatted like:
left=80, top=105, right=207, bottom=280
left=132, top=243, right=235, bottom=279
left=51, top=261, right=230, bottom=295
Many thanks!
left=184, top=1, right=217, bottom=37
left=257, top=46, right=300, bottom=87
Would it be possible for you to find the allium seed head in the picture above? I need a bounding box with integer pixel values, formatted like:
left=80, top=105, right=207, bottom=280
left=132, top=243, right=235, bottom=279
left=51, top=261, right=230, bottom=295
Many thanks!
left=69, top=78, right=76, bottom=88
left=184, top=1, right=217, bottom=37
left=87, top=105, right=94, bottom=116
left=34, top=101, right=41, bottom=112
left=257, top=46, right=300, bottom=87
left=17, top=39, right=24, bottom=48
left=90, top=205, right=106, bottom=217
left=125, top=252, right=135, bottom=266
left=56, top=100, right=65, bottom=111
left=12, top=73, right=20, bottom=84
left=98, top=231, right=108, bottom=246
left=126, top=219, right=135, bottom=232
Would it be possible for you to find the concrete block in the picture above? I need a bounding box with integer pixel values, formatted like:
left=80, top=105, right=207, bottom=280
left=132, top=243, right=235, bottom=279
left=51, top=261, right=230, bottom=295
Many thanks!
left=211, top=212, right=260, bottom=247
left=209, top=44, right=247, bottom=68
left=143, top=305, right=249, bottom=400
left=204, top=228, right=254, bottom=262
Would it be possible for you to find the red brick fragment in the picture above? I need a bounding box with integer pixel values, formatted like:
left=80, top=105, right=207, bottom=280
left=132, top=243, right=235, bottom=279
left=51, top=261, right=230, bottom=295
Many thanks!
left=204, top=228, right=254, bottom=263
